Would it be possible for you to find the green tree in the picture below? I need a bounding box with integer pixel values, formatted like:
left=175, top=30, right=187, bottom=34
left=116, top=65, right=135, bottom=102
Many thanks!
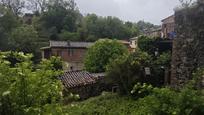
left=9, top=25, right=39, bottom=53
left=84, top=39, right=128, bottom=73
left=58, top=30, right=80, bottom=41
left=106, top=50, right=152, bottom=95
left=0, top=7, right=20, bottom=50
left=82, top=14, right=140, bottom=41
left=103, top=16, right=126, bottom=39
left=39, top=0, right=81, bottom=39
left=124, top=21, right=140, bottom=38
left=83, top=14, right=100, bottom=39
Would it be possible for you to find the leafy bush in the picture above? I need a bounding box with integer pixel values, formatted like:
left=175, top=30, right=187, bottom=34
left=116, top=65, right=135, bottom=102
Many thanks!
left=137, top=35, right=156, bottom=54
left=106, top=50, right=152, bottom=95
left=132, top=71, right=204, bottom=115
left=49, top=56, right=63, bottom=70
left=135, top=87, right=204, bottom=115
left=66, top=92, right=138, bottom=115
left=65, top=87, right=204, bottom=115
left=154, top=52, right=171, bottom=66
left=190, top=67, right=204, bottom=89
left=0, top=52, right=63, bottom=115
left=131, top=83, right=153, bottom=99
left=64, top=76, right=204, bottom=115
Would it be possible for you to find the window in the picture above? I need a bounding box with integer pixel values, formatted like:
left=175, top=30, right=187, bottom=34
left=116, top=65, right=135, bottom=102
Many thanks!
left=68, top=49, right=74, bottom=56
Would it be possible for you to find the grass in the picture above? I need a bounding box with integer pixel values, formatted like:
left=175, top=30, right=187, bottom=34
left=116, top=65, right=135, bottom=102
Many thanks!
left=65, top=92, right=139, bottom=115
left=63, top=88, right=204, bottom=115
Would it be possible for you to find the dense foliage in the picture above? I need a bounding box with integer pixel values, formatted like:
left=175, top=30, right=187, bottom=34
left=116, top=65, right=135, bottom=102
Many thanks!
left=81, top=14, right=140, bottom=41
left=0, top=7, right=20, bottom=51
left=0, top=52, right=64, bottom=114
left=84, top=39, right=128, bottom=73
left=137, top=35, right=157, bottom=54
left=66, top=81, right=204, bottom=115
left=133, top=35, right=172, bottom=86
left=106, top=47, right=172, bottom=94
left=106, top=50, right=151, bottom=94
left=151, top=52, right=172, bottom=86
left=135, top=87, right=204, bottom=115
left=9, top=25, right=39, bottom=53
left=131, top=83, right=153, bottom=99
left=66, top=92, right=136, bottom=115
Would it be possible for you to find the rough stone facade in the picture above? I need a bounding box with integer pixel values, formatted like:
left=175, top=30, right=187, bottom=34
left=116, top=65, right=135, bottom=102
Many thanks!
left=171, top=2, right=204, bottom=87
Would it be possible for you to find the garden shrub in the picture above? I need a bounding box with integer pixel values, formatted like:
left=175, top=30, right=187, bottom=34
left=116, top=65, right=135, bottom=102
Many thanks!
left=131, top=83, right=153, bottom=99
left=66, top=92, right=138, bottom=115
left=106, top=50, right=152, bottom=95
left=134, top=86, right=204, bottom=115
left=65, top=79, right=204, bottom=115
left=0, top=52, right=63, bottom=115
left=137, top=35, right=156, bottom=55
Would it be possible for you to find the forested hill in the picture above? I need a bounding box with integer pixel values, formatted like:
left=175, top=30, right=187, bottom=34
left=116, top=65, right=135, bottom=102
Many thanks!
left=0, top=0, right=158, bottom=52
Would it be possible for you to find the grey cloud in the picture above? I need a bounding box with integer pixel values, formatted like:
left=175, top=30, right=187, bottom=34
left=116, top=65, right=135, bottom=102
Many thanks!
left=75, top=0, right=180, bottom=24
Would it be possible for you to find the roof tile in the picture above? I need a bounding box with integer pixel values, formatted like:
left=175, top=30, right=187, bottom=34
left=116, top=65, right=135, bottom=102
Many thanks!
left=59, top=71, right=97, bottom=89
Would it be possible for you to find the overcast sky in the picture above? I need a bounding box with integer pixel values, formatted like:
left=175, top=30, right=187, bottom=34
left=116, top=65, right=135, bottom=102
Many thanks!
left=75, top=0, right=181, bottom=25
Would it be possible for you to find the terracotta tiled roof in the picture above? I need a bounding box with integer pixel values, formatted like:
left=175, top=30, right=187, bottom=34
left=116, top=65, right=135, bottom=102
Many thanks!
left=59, top=71, right=97, bottom=89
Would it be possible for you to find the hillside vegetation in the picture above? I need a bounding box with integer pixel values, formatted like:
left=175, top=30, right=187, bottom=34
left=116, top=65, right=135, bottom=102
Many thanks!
left=66, top=83, right=204, bottom=115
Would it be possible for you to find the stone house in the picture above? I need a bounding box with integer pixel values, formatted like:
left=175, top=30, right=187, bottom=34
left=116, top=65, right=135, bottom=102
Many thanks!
left=41, top=41, right=94, bottom=71
left=161, top=15, right=175, bottom=39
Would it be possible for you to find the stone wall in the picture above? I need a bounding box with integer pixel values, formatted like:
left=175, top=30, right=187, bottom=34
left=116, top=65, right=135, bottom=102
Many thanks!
left=171, top=2, right=204, bottom=87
